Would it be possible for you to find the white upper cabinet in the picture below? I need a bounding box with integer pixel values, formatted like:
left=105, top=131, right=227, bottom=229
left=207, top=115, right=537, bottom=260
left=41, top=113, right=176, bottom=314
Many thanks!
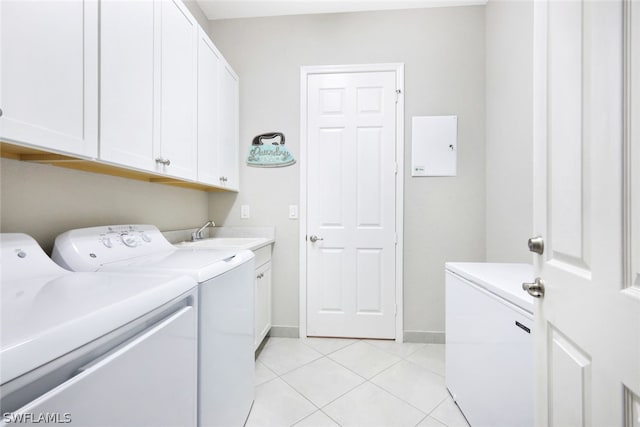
left=101, top=0, right=199, bottom=179
left=197, top=28, right=222, bottom=186
left=1, top=0, right=239, bottom=190
left=218, top=60, right=240, bottom=191
left=100, top=0, right=156, bottom=171
left=157, top=0, right=198, bottom=180
left=0, top=0, right=98, bottom=158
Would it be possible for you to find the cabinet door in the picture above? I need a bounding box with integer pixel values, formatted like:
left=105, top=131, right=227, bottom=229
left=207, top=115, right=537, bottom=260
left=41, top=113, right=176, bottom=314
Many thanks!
left=218, top=61, right=240, bottom=190
left=255, top=261, right=272, bottom=349
left=100, top=0, right=156, bottom=171
left=158, top=0, right=198, bottom=180
left=0, top=0, right=98, bottom=158
left=197, top=28, right=222, bottom=186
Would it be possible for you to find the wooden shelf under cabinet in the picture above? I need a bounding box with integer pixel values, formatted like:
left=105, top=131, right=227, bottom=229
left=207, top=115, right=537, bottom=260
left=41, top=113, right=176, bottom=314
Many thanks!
left=0, top=141, right=232, bottom=192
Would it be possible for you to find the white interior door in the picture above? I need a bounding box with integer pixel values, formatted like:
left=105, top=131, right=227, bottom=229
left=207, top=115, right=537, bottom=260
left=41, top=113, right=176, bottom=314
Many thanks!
left=532, top=1, right=640, bottom=425
left=305, top=70, right=398, bottom=339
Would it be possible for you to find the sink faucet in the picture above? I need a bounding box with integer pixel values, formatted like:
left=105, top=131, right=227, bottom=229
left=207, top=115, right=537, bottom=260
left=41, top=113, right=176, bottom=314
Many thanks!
left=192, top=220, right=215, bottom=241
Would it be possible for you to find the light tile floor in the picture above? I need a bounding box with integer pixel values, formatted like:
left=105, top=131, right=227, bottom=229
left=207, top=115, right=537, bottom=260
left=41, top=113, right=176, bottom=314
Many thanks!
left=247, top=337, right=470, bottom=427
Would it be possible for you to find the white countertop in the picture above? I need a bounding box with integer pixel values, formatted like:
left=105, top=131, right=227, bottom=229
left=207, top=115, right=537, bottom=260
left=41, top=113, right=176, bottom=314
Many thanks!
left=175, top=236, right=273, bottom=251
left=165, top=226, right=275, bottom=251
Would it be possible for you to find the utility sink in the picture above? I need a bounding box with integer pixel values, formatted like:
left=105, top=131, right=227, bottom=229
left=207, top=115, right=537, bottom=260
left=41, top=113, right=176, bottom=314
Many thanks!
left=177, top=237, right=271, bottom=251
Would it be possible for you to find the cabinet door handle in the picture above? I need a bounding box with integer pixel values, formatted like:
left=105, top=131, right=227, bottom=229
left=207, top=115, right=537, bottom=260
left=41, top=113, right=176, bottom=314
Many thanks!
left=257, top=272, right=264, bottom=279
left=155, top=157, right=171, bottom=166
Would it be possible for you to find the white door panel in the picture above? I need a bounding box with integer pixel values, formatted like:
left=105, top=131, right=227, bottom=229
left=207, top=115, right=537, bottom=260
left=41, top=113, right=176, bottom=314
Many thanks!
left=533, top=1, right=640, bottom=425
left=158, top=0, right=197, bottom=180
left=197, top=29, right=222, bottom=186
left=306, top=71, right=396, bottom=339
left=100, top=0, right=156, bottom=171
left=218, top=62, right=239, bottom=190
left=629, top=0, right=640, bottom=294
left=0, top=0, right=97, bottom=158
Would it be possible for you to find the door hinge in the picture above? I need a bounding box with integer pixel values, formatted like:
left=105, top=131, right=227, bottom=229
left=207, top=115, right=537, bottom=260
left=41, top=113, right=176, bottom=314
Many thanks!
left=394, top=162, right=398, bottom=175
left=395, top=89, right=402, bottom=103
left=394, top=304, right=398, bottom=316
left=394, top=233, right=398, bottom=245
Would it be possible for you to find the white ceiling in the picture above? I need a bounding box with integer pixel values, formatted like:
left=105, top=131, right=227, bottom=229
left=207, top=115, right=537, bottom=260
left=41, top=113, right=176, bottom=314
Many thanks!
left=196, top=0, right=487, bottom=21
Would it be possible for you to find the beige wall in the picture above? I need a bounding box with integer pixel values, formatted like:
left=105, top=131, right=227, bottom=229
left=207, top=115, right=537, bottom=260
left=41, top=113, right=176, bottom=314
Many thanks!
left=485, top=0, right=533, bottom=263
left=0, top=158, right=209, bottom=253
left=208, top=6, right=486, bottom=338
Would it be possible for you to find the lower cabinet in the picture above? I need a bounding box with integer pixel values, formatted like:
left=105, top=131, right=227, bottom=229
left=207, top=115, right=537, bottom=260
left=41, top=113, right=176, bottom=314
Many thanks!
left=254, top=246, right=272, bottom=350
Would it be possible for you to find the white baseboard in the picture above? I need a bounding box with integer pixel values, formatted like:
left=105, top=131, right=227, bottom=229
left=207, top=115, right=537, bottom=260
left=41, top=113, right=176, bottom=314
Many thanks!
left=403, top=330, right=445, bottom=344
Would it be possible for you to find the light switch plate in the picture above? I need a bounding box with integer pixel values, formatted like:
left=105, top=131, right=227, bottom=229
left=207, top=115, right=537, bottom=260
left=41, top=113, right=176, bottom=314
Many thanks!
left=289, top=205, right=298, bottom=219
left=240, top=205, right=250, bottom=219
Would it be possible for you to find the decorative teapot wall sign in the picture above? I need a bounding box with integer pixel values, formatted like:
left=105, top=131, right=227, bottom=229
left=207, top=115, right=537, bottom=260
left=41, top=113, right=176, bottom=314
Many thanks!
left=247, top=132, right=296, bottom=168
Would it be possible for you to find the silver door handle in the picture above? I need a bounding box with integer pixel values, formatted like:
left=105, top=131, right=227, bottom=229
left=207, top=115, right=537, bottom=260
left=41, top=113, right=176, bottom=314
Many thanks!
left=522, top=277, right=545, bottom=298
left=309, top=235, right=324, bottom=243
left=155, top=157, right=171, bottom=166
left=528, top=236, right=544, bottom=255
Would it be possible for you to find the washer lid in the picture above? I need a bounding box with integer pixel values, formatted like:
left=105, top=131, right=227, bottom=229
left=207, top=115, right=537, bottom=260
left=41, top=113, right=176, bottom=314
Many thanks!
left=100, top=247, right=255, bottom=283
left=445, top=262, right=535, bottom=313
left=1, top=234, right=196, bottom=385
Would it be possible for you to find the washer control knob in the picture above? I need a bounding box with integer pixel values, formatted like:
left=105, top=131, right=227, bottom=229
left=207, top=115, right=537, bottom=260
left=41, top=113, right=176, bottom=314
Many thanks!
left=121, top=234, right=137, bottom=248
left=101, top=237, right=113, bottom=248
left=141, top=233, right=151, bottom=243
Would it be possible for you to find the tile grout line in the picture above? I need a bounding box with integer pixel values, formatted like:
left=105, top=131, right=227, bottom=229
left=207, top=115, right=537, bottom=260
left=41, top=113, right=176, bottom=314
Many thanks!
left=299, top=337, right=362, bottom=356
left=402, top=356, right=446, bottom=379
left=257, top=338, right=451, bottom=426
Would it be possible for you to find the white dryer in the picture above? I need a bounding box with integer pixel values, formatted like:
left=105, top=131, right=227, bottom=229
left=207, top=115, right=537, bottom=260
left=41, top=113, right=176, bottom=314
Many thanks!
left=52, top=224, right=256, bottom=427
left=1, top=233, right=198, bottom=426
left=445, top=262, right=535, bottom=427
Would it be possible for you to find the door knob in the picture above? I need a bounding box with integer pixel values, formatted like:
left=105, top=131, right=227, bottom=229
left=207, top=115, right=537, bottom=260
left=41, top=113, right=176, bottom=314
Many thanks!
left=528, top=236, right=544, bottom=255
left=309, top=235, right=324, bottom=243
left=522, top=277, right=545, bottom=298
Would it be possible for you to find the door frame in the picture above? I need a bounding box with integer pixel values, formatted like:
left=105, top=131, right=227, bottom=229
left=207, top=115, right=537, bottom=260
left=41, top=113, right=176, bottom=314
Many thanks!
left=299, top=63, right=405, bottom=341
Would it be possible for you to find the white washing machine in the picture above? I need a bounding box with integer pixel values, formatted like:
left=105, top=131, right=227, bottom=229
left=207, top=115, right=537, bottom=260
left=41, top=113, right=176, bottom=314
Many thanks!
left=1, top=233, right=198, bottom=426
left=445, top=262, right=534, bottom=427
left=52, top=224, right=256, bottom=427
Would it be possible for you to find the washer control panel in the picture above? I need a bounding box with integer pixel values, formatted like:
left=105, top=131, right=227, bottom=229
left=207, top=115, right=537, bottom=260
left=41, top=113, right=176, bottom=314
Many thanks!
left=52, top=224, right=174, bottom=271
left=99, top=226, right=153, bottom=249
